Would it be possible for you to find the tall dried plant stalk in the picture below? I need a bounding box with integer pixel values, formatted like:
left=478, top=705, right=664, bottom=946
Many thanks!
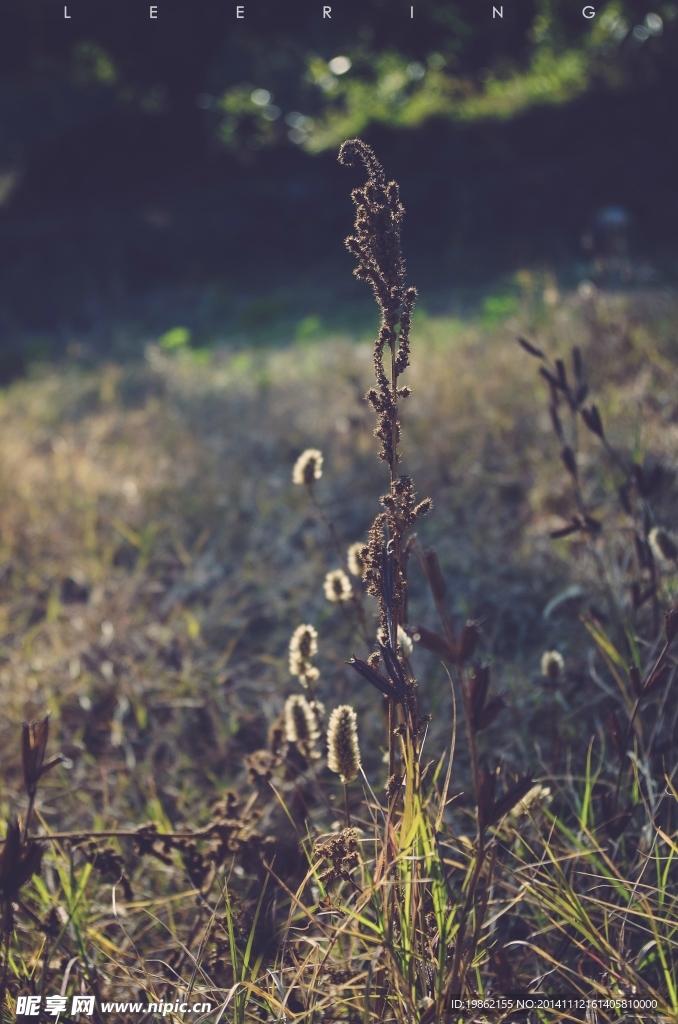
left=339, top=139, right=432, bottom=788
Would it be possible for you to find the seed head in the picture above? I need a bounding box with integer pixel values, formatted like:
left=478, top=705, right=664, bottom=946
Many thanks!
left=284, top=694, right=320, bottom=754
left=327, top=705, right=361, bottom=784
left=288, top=624, right=320, bottom=687
left=649, top=527, right=678, bottom=565
left=541, top=650, right=564, bottom=682
left=347, top=542, right=367, bottom=578
left=508, top=783, right=552, bottom=821
left=289, top=624, right=317, bottom=668
left=324, top=569, right=353, bottom=603
left=292, top=448, right=323, bottom=486
left=314, top=826, right=361, bottom=885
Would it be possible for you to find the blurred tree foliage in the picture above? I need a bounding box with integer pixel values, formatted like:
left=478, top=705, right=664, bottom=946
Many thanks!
left=0, top=0, right=676, bottom=177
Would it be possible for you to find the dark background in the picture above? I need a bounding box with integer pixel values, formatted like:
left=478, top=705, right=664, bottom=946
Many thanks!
left=0, top=0, right=676, bottom=373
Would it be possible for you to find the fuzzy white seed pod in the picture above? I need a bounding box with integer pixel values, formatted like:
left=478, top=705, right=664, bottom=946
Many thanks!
left=324, top=569, right=352, bottom=603
left=289, top=624, right=319, bottom=681
left=327, top=705, right=361, bottom=784
left=649, top=526, right=678, bottom=565
left=541, top=650, right=564, bottom=681
left=347, top=542, right=366, bottom=578
left=509, top=783, right=552, bottom=821
left=284, top=694, right=320, bottom=750
left=289, top=623, right=318, bottom=661
left=292, top=448, right=323, bottom=486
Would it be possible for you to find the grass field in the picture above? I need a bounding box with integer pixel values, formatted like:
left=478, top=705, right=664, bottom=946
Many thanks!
left=0, top=266, right=677, bottom=1021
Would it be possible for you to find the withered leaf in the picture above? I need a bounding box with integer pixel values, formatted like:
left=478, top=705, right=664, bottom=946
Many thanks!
left=555, top=358, right=568, bottom=390
left=457, top=620, right=482, bottom=664
left=574, top=381, right=589, bottom=406
left=561, top=446, right=578, bottom=479
left=643, top=663, right=670, bottom=695
left=469, top=663, right=490, bottom=724
left=348, top=656, right=396, bottom=699
left=517, top=337, right=544, bottom=359
left=665, top=605, right=678, bottom=645
left=581, top=405, right=604, bottom=439
left=572, top=346, right=584, bottom=383
left=477, top=766, right=498, bottom=832
left=411, top=625, right=456, bottom=662
left=0, top=819, right=44, bottom=897
left=378, top=642, right=408, bottom=699
left=539, top=366, right=562, bottom=390
left=475, top=696, right=507, bottom=731
left=488, top=776, right=535, bottom=826
left=550, top=518, right=582, bottom=539
left=423, top=549, right=446, bottom=602
left=618, top=483, right=632, bottom=514
left=549, top=404, right=564, bottom=441
left=629, top=665, right=643, bottom=698
left=607, top=710, right=627, bottom=759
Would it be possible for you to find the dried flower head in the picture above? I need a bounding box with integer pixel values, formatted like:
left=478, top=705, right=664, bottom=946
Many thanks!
left=649, top=526, right=678, bottom=565
left=337, top=140, right=433, bottom=691
left=244, top=749, right=279, bottom=788
left=284, top=694, right=320, bottom=755
left=347, top=542, right=367, bottom=578
left=289, top=623, right=318, bottom=662
left=288, top=624, right=320, bottom=687
left=314, top=826, right=361, bottom=885
left=508, top=783, right=552, bottom=821
left=541, top=650, right=564, bottom=682
left=327, top=705, right=361, bottom=784
left=338, top=139, right=414, bottom=468
left=292, top=448, right=323, bottom=486
left=324, top=569, right=353, bottom=603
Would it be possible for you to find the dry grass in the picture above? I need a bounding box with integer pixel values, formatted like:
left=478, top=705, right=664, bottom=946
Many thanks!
left=0, top=157, right=677, bottom=1019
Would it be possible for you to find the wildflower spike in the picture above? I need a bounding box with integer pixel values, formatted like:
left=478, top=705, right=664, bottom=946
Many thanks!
left=327, top=706, right=361, bottom=784
left=292, top=448, right=323, bottom=487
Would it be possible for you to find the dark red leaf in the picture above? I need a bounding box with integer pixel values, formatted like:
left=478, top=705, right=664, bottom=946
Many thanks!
left=412, top=626, right=456, bottom=662
left=488, top=776, right=535, bottom=826
left=475, top=696, right=507, bottom=731
left=550, top=519, right=582, bottom=539
left=517, top=337, right=544, bottom=359
left=347, top=656, right=396, bottom=699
